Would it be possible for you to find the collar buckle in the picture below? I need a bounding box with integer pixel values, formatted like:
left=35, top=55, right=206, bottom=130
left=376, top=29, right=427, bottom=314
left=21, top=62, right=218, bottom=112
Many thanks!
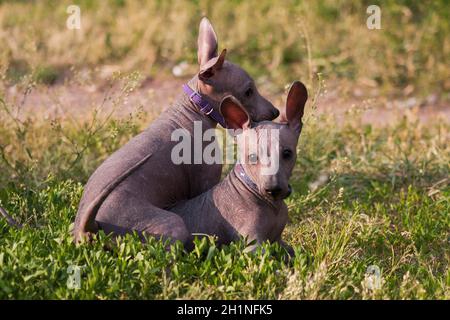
left=203, top=107, right=214, bottom=115
left=189, top=91, right=198, bottom=102
left=183, top=83, right=227, bottom=128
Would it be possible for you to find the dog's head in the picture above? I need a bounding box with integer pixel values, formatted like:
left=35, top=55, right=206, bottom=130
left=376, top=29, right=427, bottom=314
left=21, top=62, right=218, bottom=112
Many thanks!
left=220, top=81, right=308, bottom=201
left=196, top=17, right=278, bottom=122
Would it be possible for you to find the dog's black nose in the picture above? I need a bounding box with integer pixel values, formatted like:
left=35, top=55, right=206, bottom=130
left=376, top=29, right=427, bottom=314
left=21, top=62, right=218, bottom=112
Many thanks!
left=265, top=186, right=282, bottom=198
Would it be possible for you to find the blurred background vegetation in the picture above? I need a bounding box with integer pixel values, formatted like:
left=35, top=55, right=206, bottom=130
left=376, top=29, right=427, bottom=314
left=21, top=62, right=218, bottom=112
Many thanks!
left=0, top=0, right=449, bottom=96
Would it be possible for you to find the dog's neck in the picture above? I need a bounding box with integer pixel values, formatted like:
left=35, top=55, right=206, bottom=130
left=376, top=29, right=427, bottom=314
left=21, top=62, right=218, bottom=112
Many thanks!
left=182, top=75, right=222, bottom=123
left=165, top=75, right=219, bottom=131
left=216, top=165, right=283, bottom=214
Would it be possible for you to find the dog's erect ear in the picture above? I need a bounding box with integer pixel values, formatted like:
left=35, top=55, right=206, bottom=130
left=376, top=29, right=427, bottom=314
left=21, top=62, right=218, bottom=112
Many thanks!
left=220, top=95, right=250, bottom=130
left=282, top=81, right=308, bottom=133
left=198, top=17, right=219, bottom=67
left=199, top=49, right=226, bottom=80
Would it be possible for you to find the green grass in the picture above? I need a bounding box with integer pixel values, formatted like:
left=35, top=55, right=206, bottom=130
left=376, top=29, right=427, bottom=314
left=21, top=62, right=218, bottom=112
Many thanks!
left=0, top=80, right=448, bottom=299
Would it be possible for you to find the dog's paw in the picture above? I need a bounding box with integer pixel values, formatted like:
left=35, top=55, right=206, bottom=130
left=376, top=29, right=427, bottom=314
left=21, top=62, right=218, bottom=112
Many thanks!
left=74, top=231, right=95, bottom=244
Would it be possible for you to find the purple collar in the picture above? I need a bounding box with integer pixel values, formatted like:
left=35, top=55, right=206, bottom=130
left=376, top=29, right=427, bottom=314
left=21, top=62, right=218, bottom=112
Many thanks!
left=235, top=163, right=258, bottom=192
left=182, top=84, right=226, bottom=128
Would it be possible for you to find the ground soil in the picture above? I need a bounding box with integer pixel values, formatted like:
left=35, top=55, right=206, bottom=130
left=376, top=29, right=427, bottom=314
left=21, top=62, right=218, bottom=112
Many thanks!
left=3, top=75, right=449, bottom=126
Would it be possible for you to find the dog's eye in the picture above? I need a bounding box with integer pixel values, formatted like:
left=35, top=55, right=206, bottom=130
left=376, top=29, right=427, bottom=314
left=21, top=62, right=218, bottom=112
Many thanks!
left=244, top=87, right=253, bottom=98
left=282, top=149, right=293, bottom=160
left=248, top=153, right=258, bottom=164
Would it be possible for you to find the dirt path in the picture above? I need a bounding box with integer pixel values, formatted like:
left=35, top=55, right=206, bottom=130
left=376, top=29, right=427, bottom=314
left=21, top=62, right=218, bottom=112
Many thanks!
left=3, top=76, right=449, bottom=126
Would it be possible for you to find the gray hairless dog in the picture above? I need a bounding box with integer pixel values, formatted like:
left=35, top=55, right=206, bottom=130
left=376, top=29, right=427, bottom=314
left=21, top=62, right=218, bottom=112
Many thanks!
left=172, top=81, right=308, bottom=253
left=73, top=18, right=278, bottom=244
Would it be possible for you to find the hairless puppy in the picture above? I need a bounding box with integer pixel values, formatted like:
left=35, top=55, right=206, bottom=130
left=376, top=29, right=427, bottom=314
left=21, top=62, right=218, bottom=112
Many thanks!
left=172, top=81, right=308, bottom=253
left=73, top=18, right=278, bottom=244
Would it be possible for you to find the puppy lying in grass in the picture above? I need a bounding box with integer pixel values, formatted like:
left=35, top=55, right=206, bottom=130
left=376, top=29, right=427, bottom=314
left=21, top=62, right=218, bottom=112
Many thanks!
left=172, top=81, right=308, bottom=254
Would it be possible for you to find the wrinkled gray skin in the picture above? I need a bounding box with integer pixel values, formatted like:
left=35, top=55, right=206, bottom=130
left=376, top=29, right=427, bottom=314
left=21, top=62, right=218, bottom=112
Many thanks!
left=73, top=18, right=278, bottom=244
left=172, top=81, right=308, bottom=252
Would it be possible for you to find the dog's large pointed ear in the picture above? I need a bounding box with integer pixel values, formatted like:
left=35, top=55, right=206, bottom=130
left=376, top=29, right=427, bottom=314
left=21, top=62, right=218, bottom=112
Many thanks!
left=197, top=17, right=226, bottom=80
left=198, top=17, right=218, bottom=66
left=281, top=81, right=308, bottom=133
left=220, top=95, right=250, bottom=130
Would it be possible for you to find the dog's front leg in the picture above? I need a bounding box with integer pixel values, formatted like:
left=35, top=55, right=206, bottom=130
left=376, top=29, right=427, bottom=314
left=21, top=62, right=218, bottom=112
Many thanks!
left=276, top=239, right=295, bottom=258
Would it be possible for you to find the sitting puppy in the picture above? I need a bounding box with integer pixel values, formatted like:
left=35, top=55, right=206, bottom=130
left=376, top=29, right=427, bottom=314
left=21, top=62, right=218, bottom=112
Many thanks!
left=172, top=81, right=308, bottom=253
